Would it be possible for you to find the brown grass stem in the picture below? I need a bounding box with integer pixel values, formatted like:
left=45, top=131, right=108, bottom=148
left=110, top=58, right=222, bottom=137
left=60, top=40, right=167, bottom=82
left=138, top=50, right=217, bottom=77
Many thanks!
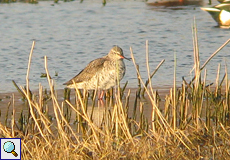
left=44, top=56, right=80, bottom=144
left=130, top=46, right=192, bottom=150
left=141, top=58, right=165, bottom=96
left=26, top=41, right=35, bottom=98
left=201, top=38, right=230, bottom=71
left=145, top=40, right=153, bottom=97
left=173, top=52, right=177, bottom=130
left=20, top=86, right=52, bottom=147
left=189, top=38, right=230, bottom=84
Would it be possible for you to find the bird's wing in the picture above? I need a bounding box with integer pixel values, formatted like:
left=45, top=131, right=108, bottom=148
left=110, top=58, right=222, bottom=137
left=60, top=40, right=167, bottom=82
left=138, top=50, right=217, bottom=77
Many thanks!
left=63, top=58, right=107, bottom=85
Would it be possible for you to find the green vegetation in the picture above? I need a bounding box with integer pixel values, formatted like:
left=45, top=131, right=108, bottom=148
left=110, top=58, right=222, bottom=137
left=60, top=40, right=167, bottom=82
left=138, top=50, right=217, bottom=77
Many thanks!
left=0, top=0, right=38, bottom=4
left=1, top=23, right=230, bottom=159
left=0, top=0, right=99, bottom=4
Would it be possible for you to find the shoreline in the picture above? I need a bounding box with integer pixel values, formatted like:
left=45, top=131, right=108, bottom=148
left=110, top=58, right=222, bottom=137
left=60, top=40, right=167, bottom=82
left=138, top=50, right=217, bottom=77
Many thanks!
left=0, top=86, right=172, bottom=101
left=0, top=86, right=171, bottom=125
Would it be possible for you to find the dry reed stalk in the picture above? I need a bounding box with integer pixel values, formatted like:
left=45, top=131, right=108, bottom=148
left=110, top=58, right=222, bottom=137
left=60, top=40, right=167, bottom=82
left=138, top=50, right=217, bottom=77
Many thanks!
left=173, top=52, right=177, bottom=130
left=130, top=46, right=166, bottom=125
left=115, top=96, right=134, bottom=145
left=169, top=88, right=174, bottom=126
left=66, top=99, right=104, bottom=146
left=16, top=41, right=54, bottom=145
left=144, top=40, right=155, bottom=131
left=189, top=38, right=230, bottom=85
left=130, top=47, right=160, bottom=131
left=215, top=64, right=221, bottom=96
left=141, top=60, right=165, bottom=96
left=136, top=64, right=141, bottom=97
left=192, top=18, right=200, bottom=89
left=179, top=80, right=188, bottom=129
left=192, top=18, right=201, bottom=128
left=38, top=83, right=43, bottom=110
left=164, top=95, right=170, bottom=122
left=205, top=87, right=210, bottom=129
left=26, top=41, right=35, bottom=98
left=44, top=56, right=80, bottom=144
left=199, top=69, right=207, bottom=122
left=201, top=38, right=230, bottom=71
left=56, top=100, right=79, bottom=142
left=115, top=57, right=122, bottom=101
left=22, top=87, right=52, bottom=135
left=67, top=82, right=106, bottom=144
left=11, top=94, right=15, bottom=137
left=145, top=40, right=152, bottom=95
left=0, top=124, right=12, bottom=138
left=130, top=46, right=192, bottom=150
left=20, top=86, right=52, bottom=146
left=224, top=61, right=229, bottom=122
left=219, top=122, right=230, bottom=137
left=124, top=89, right=130, bottom=115
left=192, top=18, right=200, bottom=72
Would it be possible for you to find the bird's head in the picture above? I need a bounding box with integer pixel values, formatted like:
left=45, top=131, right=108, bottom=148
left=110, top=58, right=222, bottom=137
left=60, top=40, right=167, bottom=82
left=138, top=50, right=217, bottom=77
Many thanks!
left=108, top=45, right=131, bottom=61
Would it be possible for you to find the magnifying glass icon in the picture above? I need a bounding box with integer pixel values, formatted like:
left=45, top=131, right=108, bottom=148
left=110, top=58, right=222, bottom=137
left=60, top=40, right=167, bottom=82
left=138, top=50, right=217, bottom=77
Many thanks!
left=3, top=141, right=18, bottom=157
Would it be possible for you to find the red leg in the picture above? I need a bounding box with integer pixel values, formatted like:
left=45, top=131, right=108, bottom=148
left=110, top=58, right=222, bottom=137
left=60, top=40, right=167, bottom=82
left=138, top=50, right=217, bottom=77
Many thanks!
left=99, top=90, right=104, bottom=100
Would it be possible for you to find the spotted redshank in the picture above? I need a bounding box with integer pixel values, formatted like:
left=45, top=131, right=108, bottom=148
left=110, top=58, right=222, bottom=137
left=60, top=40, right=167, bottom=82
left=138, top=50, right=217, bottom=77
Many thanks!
left=63, top=45, right=130, bottom=99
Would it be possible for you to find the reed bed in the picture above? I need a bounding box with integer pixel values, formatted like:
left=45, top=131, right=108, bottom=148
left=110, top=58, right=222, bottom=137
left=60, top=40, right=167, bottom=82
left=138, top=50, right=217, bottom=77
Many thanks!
left=1, top=26, right=230, bottom=159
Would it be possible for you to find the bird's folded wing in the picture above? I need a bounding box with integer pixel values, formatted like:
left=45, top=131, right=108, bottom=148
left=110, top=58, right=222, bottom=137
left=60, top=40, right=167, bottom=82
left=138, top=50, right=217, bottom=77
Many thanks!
left=63, top=58, right=106, bottom=85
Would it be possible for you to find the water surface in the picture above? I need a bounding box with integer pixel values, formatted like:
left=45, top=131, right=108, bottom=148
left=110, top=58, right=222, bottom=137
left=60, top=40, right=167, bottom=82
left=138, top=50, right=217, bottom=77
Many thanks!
left=0, top=1, right=230, bottom=93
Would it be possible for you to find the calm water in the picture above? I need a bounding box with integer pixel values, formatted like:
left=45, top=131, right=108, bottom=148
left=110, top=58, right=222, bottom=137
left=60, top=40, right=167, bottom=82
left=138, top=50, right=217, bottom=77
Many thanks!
left=0, top=0, right=230, bottom=93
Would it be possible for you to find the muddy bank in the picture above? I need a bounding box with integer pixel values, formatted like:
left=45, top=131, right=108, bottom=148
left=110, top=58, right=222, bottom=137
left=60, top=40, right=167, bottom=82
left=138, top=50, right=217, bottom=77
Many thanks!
left=0, top=87, right=171, bottom=125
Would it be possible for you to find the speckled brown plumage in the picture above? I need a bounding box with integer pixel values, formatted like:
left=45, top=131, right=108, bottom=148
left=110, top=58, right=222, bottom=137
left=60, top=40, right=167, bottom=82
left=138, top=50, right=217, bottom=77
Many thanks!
left=63, top=46, right=129, bottom=92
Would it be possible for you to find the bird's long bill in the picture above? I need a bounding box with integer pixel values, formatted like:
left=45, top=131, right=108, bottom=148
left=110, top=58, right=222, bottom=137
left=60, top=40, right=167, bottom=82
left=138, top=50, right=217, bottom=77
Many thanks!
left=120, top=55, right=131, bottom=61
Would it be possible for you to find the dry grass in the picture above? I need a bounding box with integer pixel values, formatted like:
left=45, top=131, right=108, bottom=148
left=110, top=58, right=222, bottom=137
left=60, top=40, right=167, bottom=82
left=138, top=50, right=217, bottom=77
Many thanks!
left=1, top=24, right=230, bottom=159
